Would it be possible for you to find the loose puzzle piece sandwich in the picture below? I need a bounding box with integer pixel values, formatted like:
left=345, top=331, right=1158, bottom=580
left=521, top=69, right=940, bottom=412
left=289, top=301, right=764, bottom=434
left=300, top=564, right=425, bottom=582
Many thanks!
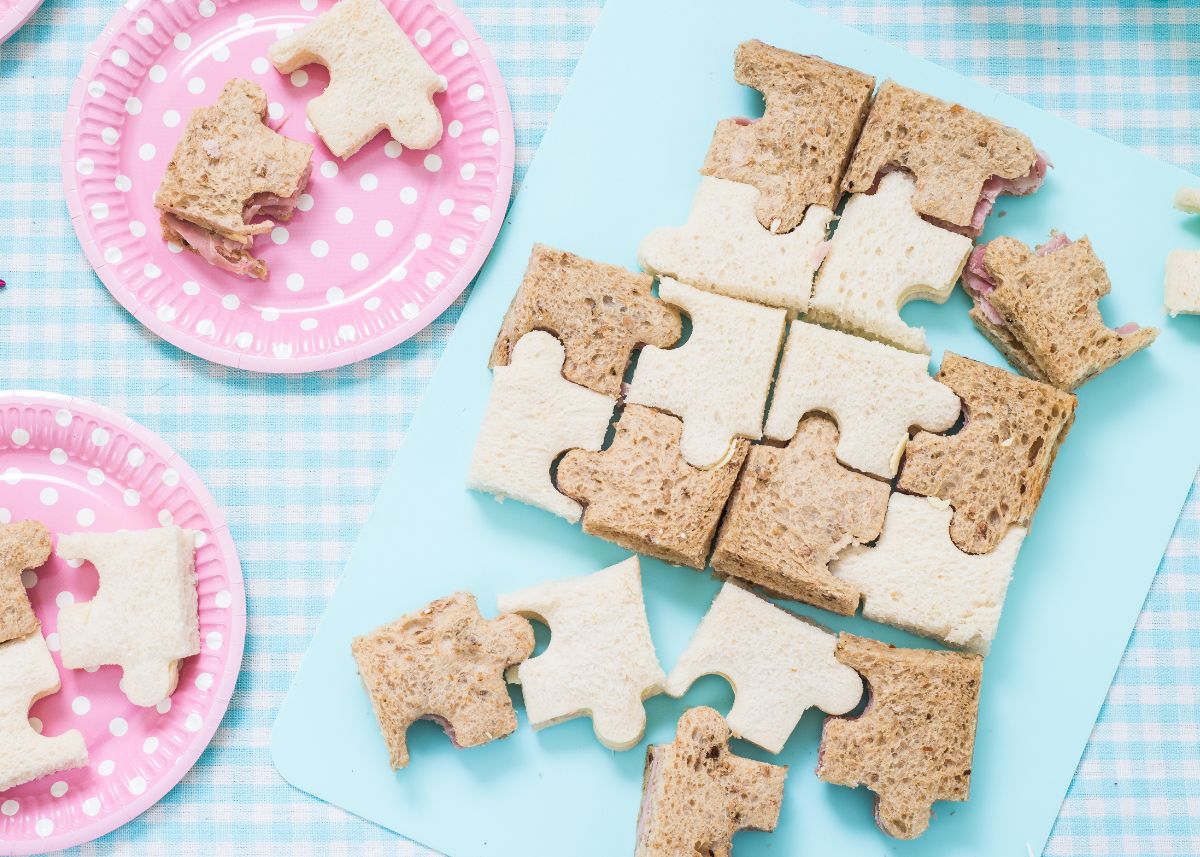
left=817, top=634, right=983, bottom=840
left=557, top=405, right=748, bottom=569
left=635, top=706, right=787, bottom=857
left=898, top=353, right=1076, bottom=554
left=1165, top=249, right=1200, bottom=317
left=490, top=244, right=682, bottom=397
left=154, top=78, right=313, bottom=279
left=666, top=582, right=862, bottom=753
left=765, top=321, right=961, bottom=478
left=806, top=171, right=973, bottom=353
left=56, top=527, right=200, bottom=708
left=0, top=633, right=89, bottom=792
left=0, top=520, right=51, bottom=645
left=468, top=330, right=616, bottom=522
left=1174, top=186, right=1200, bottom=214
left=711, top=415, right=889, bottom=614
left=964, top=233, right=1158, bottom=390
left=626, top=278, right=786, bottom=468
left=701, top=39, right=875, bottom=233
left=639, top=176, right=833, bottom=312
left=833, top=493, right=1026, bottom=654
left=351, top=592, right=534, bottom=770
left=842, top=80, right=1047, bottom=235
left=270, top=0, right=444, bottom=158
left=497, top=557, right=664, bottom=751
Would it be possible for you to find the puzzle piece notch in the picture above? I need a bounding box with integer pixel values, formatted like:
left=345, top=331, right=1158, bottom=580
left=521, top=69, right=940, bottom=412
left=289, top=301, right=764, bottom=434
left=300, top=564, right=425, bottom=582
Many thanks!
left=56, top=527, right=200, bottom=708
left=468, top=330, right=617, bottom=522
left=497, top=557, right=664, bottom=751
left=817, top=634, right=983, bottom=840
left=269, top=0, right=444, bottom=158
left=351, top=592, right=534, bottom=770
left=635, top=706, right=787, bottom=857
left=639, top=176, right=834, bottom=312
left=806, top=172, right=973, bottom=353
left=666, top=582, right=863, bottom=753
left=0, top=633, right=89, bottom=792
left=627, top=278, right=787, bottom=468
left=765, top=321, right=961, bottom=478
left=0, top=520, right=51, bottom=645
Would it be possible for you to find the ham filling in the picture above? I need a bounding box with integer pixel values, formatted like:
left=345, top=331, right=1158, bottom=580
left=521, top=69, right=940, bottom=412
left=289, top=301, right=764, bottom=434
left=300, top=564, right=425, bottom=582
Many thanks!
left=966, top=150, right=1052, bottom=234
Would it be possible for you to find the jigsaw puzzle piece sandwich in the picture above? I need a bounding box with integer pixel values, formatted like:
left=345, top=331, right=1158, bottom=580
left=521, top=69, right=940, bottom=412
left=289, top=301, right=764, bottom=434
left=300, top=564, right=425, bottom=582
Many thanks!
left=0, top=520, right=51, bottom=645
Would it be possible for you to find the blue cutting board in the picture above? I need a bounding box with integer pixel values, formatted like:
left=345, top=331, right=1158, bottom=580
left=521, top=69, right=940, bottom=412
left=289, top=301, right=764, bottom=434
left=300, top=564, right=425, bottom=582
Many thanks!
left=271, top=1, right=1200, bottom=854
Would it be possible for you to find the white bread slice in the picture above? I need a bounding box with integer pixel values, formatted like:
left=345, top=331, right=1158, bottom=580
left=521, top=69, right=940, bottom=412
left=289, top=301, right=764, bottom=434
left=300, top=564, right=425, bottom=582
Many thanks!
left=765, top=321, right=961, bottom=478
left=1174, top=186, right=1200, bottom=214
left=269, top=0, right=444, bottom=159
left=0, top=633, right=88, bottom=791
left=56, top=527, right=200, bottom=707
left=468, top=331, right=616, bottom=522
left=627, top=279, right=787, bottom=468
left=1165, top=249, right=1200, bottom=317
left=639, top=177, right=833, bottom=313
left=832, top=493, right=1025, bottom=654
left=497, top=556, right=665, bottom=750
left=666, top=582, right=862, bottom=753
left=807, top=172, right=973, bottom=353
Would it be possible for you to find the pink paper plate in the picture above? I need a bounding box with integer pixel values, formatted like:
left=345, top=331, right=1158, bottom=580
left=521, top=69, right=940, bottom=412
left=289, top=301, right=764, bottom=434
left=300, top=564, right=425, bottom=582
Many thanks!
left=0, top=0, right=45, bottom=45
left=0, top=391, right=245, bottom=855
left=62, top=0, right=515, bottom=373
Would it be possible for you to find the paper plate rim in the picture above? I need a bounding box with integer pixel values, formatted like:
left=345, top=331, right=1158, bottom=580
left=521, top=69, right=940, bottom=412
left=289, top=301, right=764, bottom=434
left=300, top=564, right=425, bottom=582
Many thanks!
left=0, top=0, right=45, bottom=46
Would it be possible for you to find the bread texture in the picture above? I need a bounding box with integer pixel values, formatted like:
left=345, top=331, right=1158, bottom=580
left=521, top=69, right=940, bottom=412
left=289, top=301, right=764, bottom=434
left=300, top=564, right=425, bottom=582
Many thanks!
left=1165, top=249, right=1200, bottom=316
left=701, top=40, right=875, bottom=233
left=557, top=405, right=748, bottom=569
left=833, top=493, right=1026, bottom=654
left=351, top=592, right=534, bottom=770
left=971, top=235, right=1158, bottom=390
left=490, top=244, right=681, bottom=397
left=639, top=176, right=833, bottom=312
left=897, top=352, right=1076, bottom=554
left=817, top=634, right=983, bottom=840
left=1174, top=186, right=1200, bottom=214
left=56, top=527, right=199, bottom=707
left=0, top=633, right=89, bottom=792
left=635, top=706, right=787, bottom=857
left=666, top=582, right=862, bottom=753
left=269, top=0, right=444, bottom=158
left=0, top=520, right=50, bottom=644
left=806, top=171, right=973, bottom=353
left=498, top=557, right=664, bottom=750
left=626, top=278, right=786, bottom=468
left=843, top=80, right=1038, bottom=230
left=765, top=321, right=961, bottom=478
left=711, top=415, right=889, bottom=614
left=468, top=331, right=616, bottom=522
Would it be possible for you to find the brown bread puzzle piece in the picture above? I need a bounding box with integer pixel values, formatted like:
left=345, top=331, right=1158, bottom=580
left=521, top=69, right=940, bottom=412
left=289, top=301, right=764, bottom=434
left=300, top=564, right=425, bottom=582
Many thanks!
left=0, top=520, right=51, bottom=644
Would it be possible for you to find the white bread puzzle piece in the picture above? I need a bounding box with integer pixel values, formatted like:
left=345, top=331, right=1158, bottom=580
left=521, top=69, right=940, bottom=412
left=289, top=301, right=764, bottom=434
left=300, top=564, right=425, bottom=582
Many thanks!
left=56, top=527, right=200, bottom=708
left=639, top=176, right=834, bottom=313
left=1174, top=186, right=1200, bottom=214
left=666, top=583, right=862, bottom=753
left=627, top=279, right=787, bottom=468
left=833, top=494, right=1026, bottom=654
left=807, top=172, right=973, bottom=353
left=1165, top=249, right=1200, bottom=317
left=269, top=0, right=444, bottom=159
left=468, top=331, right=616, bottom=522
left=0, top=633, right=89, bottom=791
left=764, top=321, right=961, bottom=478
left=497, top=556, right=665, bottom=750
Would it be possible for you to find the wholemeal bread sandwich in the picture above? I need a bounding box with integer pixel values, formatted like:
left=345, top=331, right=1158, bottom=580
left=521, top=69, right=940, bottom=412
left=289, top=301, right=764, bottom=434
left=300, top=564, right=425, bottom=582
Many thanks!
left=0, top=520, right=51, bottom=645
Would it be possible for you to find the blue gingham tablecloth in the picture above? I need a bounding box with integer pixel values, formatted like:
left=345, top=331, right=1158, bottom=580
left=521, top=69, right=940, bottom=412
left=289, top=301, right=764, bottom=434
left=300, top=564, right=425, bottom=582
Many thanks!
left=1, top=1, right=1198, bottom=854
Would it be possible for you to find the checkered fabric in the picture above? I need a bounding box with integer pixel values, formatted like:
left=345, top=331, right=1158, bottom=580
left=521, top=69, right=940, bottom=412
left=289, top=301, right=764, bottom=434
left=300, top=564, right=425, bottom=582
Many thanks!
left=1, top=1, right=1197, bottom=854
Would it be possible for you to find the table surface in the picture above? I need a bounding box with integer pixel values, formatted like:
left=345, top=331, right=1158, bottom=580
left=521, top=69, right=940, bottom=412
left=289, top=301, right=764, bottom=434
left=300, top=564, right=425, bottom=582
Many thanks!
left=0, top=1, right=1197, bottom=854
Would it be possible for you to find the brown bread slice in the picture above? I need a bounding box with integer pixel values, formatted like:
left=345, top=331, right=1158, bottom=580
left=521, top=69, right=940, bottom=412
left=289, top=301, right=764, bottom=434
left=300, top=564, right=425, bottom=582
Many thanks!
left=0, top=520, right=51, bottom=644
left=897, top=352, right=1076, bottom=554
left=489, top=245, right=682, bottom=396
left=973, top=235, right=1158, bottom=390
left=556, top=405, right=747, bottom=569
left=350, top=592, right=534, bottom=770
left=842, top=80, right=1038, bottom=230
left=636, top=706, right=786, bottom=857
left=701, top=39, right=875, bottom=233
left=711, top=415, right=889, bottom=614
left=816, top=634, right=983, bottom=840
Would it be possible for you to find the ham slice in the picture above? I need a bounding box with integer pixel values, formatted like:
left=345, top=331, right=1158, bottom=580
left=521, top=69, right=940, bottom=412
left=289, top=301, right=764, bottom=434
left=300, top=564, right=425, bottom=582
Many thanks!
left=967, top=150, right=1052, bottom=234
left=163, top=214, right=266, bottom=279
